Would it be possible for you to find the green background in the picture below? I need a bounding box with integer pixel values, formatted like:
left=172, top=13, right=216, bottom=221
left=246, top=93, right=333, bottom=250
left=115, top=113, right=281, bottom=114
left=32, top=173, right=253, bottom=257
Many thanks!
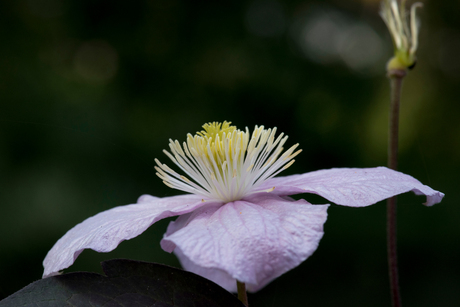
left=1, top=0, right=458, bottom=305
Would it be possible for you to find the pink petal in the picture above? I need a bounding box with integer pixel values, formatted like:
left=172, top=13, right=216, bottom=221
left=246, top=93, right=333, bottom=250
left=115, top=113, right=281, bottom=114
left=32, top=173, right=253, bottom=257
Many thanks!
left=174, top=247, right=239, bottom=292
left=161, top=194, right=329, bottom=292
left=42, top=194, right=207, bottom=278
left=258, top=167, right=444, bottom=207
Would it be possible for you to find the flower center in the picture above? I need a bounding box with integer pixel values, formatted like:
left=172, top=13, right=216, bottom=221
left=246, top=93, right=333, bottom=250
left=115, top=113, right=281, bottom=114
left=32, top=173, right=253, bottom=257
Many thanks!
left=155, top=121, right=301, bottom=202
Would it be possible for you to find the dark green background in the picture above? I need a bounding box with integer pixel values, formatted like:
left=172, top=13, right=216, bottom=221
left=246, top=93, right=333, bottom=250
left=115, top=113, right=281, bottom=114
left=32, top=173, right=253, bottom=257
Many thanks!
left=1, top=0, right=458, bottom=305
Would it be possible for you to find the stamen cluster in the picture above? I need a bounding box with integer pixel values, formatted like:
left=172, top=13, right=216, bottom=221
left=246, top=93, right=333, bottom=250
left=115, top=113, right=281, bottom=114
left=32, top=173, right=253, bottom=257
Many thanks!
left=155, top=121, right=301, bottom=202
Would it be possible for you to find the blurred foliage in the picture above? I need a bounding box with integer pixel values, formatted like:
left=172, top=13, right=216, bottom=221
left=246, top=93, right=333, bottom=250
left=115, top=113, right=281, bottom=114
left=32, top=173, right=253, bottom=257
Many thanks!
left=0, top=0, right=459, bottom=305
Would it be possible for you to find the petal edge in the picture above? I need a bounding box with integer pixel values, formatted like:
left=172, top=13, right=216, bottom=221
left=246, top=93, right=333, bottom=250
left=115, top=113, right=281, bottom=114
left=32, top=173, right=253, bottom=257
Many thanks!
left=42, top=194, right=204, bottom=277
left=260, top=167, right=444, bottom=207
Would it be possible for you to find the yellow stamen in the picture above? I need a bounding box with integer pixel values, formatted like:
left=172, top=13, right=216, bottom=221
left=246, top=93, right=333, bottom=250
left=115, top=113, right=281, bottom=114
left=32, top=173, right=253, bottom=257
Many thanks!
left=283, top=160, right=296, bottom=170
left=155, top=121, right=300, bottom=202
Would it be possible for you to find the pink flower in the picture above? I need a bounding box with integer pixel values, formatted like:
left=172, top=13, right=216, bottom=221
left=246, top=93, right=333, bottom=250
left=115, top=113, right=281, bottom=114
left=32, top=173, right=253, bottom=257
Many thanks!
left=42, top=122, right=444, bottom=292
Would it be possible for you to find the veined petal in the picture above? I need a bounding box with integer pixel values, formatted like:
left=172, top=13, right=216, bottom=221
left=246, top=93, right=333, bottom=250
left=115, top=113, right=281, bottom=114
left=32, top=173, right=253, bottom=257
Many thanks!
left=42, top=194, right=208, bottom=278
left=258, top=167, right=444, bottom=207
left=174, top=247, right=238, bottom=292
left=161, top=194, right=329, bottom=292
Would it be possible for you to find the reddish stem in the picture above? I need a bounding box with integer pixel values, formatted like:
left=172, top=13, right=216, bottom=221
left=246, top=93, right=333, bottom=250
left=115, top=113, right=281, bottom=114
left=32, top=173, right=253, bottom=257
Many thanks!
left=237, top=280, right=248, bottom=306
left=386, top=68, right=406, bottom=307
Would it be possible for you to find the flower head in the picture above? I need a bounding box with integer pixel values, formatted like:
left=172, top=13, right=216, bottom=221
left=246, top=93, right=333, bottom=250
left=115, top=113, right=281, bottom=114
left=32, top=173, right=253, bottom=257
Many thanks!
left=42, top=122, right=444, bottom=292
left=380, top=0, right=423, bottom=70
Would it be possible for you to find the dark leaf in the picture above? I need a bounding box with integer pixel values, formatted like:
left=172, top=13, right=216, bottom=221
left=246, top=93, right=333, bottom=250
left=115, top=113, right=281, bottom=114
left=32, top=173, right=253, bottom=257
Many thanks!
left=0, top=259, right=245, bottom=307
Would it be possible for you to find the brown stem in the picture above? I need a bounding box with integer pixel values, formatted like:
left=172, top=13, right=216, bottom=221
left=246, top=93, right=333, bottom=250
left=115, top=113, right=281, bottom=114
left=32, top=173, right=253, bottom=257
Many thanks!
left=237, top=280, right=248, bottom=306
left=386, top=68, right=406, bottom=307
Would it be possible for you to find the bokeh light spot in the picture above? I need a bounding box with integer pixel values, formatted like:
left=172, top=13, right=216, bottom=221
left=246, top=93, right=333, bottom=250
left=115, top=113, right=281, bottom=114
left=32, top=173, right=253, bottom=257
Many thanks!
left=290, top=6, right=387, bottom=74
left=73, top=40, right=119, bottom=84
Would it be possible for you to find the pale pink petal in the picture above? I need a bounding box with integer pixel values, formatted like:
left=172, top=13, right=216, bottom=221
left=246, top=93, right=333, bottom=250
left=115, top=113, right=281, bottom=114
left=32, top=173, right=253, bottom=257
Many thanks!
left=258, top=167, right=444, bottom=207
left=42, top=194, right=206, bottom=278
left=174, top=247, right=238, bottom=292
left=162, top=209, right=239, bottom=292
left=161, top=194, right=329, bottom=292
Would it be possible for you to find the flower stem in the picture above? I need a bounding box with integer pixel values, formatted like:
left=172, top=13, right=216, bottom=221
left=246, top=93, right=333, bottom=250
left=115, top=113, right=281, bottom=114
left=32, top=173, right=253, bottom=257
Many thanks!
left=386, top=67, right=407, bottom=307
left=237, top=280, right=248, bottom=306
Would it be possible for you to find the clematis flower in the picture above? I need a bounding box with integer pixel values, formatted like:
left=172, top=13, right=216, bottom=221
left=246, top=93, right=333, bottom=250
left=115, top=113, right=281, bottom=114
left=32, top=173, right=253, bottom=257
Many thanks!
left=43, top=122, right=444, bottom=292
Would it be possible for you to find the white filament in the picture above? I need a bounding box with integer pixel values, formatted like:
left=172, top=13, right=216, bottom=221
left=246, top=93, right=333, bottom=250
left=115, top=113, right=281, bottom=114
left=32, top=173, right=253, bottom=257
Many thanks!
left=155, top=124, right=301, bottom=202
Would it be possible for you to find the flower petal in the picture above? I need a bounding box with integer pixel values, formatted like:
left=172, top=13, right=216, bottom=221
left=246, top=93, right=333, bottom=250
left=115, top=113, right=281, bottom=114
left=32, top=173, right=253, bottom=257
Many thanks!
left=174, top=247, right=239, bottom=292
left=42, top=194, right=206, bottom=278
left=259, top=167, right=444, bottom=207
left=161, top=194, right=329, bottom=292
